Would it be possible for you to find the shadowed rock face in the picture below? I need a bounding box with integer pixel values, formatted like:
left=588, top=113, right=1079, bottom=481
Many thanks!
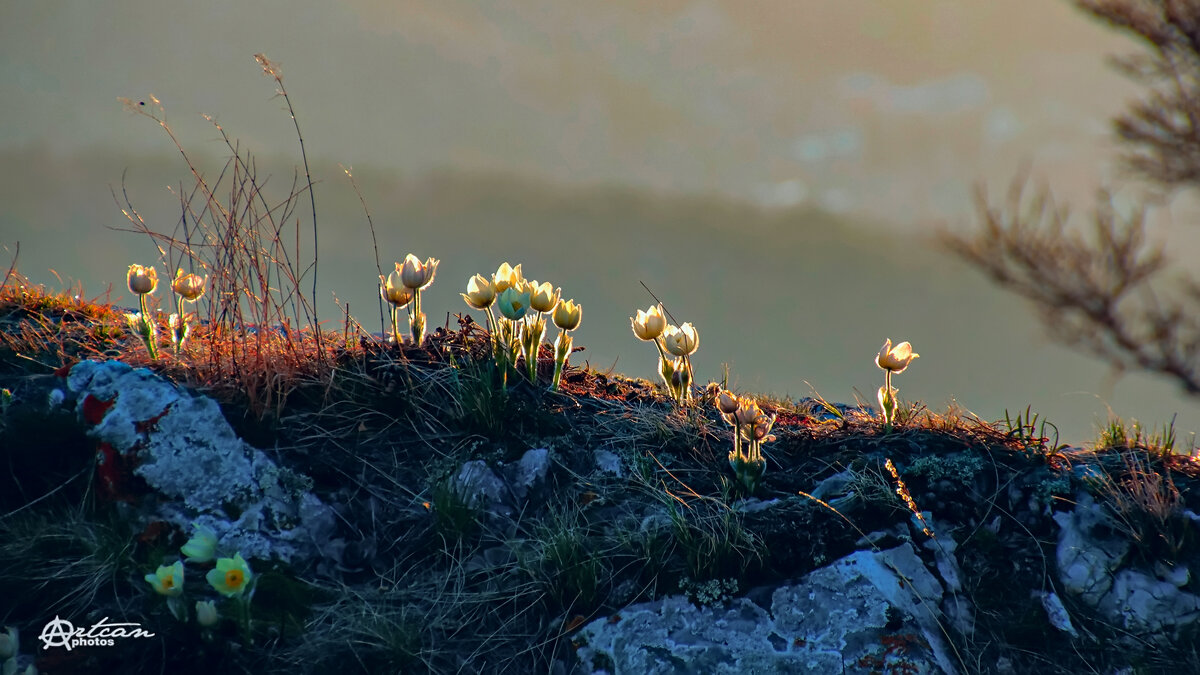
left=1055, top=492, right=1200, bottom=640
left=575, top=543, right=954, bottom=675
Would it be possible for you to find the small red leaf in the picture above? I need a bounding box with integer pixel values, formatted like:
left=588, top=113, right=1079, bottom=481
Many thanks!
left=134, top=407, right=170, bottom=434
left=81, top=394, right=116, bottom=425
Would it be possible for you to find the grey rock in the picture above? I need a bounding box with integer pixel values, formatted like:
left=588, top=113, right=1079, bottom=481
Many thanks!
left=921, top=516, right=963, bottom=594
left=503, top=447, right=551, bottom=502
left=66, top=359, right=338, bottom=565
left=577, top=543, right=956, bottom=675
left=1053, top=492, right=1129, bottom=606
left=594, top=449, right=624, bottom=477
left=1035, top=590, right=1078, bottom=638
left=1095, top=569, right=1200, bottom=637
left=1155, top=561, right=1190, bottom=588
left=733, top=498, right=782, bottom=514
left=454, top=460, right=509, bottom=513
left=1053, top=492, right=1200, bottom=641
left=809, top=470, right=854, bottom=501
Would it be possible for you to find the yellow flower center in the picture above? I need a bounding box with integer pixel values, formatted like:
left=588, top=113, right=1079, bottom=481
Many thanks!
left=162, top=576, right=175, bottom=590
left=225, top=569, right=244, bottom=589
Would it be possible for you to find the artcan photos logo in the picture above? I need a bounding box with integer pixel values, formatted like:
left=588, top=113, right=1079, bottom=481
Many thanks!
left=37, top=616, right=155, bottom=651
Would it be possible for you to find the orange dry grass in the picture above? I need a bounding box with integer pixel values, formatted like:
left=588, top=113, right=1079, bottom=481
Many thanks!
left=0, top=277, right=128, bottom=368
left=0, top=275, right=342, bottom=418
left=1092, top=449, right=1197, bottom=564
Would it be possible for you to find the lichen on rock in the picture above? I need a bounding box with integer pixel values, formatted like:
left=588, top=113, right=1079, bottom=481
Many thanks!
left=66, top=359, right=338, bottom=565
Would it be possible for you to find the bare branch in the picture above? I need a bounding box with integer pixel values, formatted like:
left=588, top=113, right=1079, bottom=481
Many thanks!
left=942, top=177, right=1200, bottom=395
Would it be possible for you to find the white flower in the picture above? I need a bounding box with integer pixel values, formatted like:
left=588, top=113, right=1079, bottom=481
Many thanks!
left=552, top=299, right=582, bottom=331
left=399, top=254, right=439, bottom=290
left=528, top=281, right=561, bottom=313
left=206, top=553, right=254, bottom=598
left=493, top=262, right=524, bottom=293
left=663, top=323, right=699, bottom=357
left=630, top=305, right=666, bottom=341
left=496, top=287, right=531, bottom=321
left=461, top=274, right=496, bottom=309
left=876, top=339, right=919, bottom=373
left=127, top=264, right=158, bottom=295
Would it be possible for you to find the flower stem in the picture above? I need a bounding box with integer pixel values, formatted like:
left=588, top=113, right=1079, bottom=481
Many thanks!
left=652, top=339, right=675, bottom=399
left=551, top=331, right=571, bottom=391
left=681, top=355, right=693, bottom=403
left=525, top=315, right=545, bottom=383
left=139, top=295, right=158, bottom=359
left=484, top=308, right=499, bottom=361
left=409, top=290, right=425, bottom=345
left=239, top=596, right=252, bottom=645
left=390, top=305, right=401, bottom=344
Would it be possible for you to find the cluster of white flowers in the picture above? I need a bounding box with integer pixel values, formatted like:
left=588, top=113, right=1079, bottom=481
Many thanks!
left=462, top=262, right=582, bottom=391
left=631, top=304, right=699, bottom=405
left=380, top=254, right=439, bottom=345
left=716, top=390, right=777, bottom=494
left=124, top=264, right=208, bottom=359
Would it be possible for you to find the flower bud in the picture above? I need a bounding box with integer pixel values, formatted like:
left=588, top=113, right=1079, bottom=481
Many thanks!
left=529, top=281, right=560, bottom=313
left=716, top=390, right=739, bottom=415
left=497, top=287, right=531, bottom=321
left=196, top=600, right=219, bottom=627
left=878, top=385, right=898, bottom=423
left=181, top=523, right=218, bottom=563
left=171, top=269, right=206, bottom=301
left=553, top=299, right=582, bottom=331
left=461, top=274, right=496, bottom=309
left=127, top=264, right=158, bottom=295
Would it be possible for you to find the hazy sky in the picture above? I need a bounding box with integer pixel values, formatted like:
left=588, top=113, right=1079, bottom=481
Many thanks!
left=3, top=1, right=1198, bottom=443
left=0, top=0, right=1150, bottom=225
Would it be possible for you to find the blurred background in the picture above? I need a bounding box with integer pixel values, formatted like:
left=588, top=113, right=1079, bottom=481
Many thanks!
left=1, top=0, right=1196, bottom=444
